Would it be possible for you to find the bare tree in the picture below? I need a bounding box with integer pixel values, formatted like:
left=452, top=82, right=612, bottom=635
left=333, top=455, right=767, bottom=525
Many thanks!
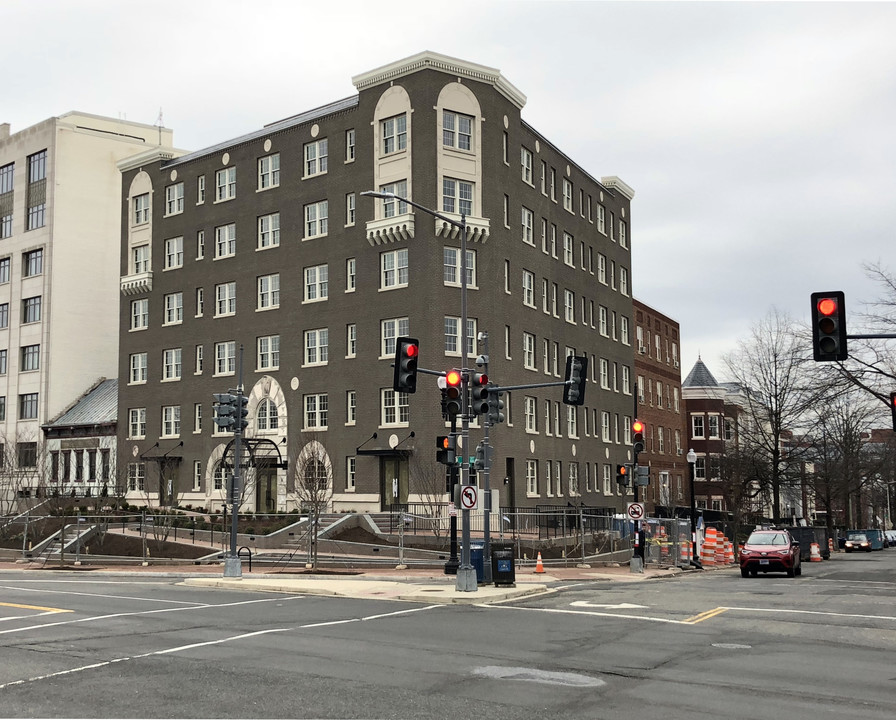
left=289, top=432, right=333, bottom=567
left=806, top=389, right=888, bottom=530
left=134, top=457, right=188, bottom=546
left=409, top=452, right=450, bottom=543
left=723, top=308, right=828, bottom=522
left=830, top=261, right=896, bottom=424
left=715, top=444, right=767, bottom=538
left=0, top=430, right=29, bottom=522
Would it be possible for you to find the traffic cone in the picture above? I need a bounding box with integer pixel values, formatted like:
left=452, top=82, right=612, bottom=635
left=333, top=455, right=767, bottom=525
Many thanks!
left=535, top=551, right=545, bottom=574
left=810, top=542, right=822, bottom=562
left=701, top=527, right=717, bottom=566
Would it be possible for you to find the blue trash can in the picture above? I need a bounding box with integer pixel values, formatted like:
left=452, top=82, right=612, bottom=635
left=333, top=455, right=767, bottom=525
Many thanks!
left=468, top=543, right=484, bottom=584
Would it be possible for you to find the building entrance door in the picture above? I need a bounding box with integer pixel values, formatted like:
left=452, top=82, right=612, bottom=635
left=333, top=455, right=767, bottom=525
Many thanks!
left=255, top=464, right=276, bottom=513
left=380, top=456, right=408, bottom=509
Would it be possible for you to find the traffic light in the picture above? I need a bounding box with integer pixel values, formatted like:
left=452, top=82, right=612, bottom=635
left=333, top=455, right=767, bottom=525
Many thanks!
left=436, top=434, right=456, bottom=465
left=811, top=292, right=847, bottom=362
left=616, top=464, right=630, bottom=485
left=213, top=393, right=237, bottom=430
left=635, top=465, right=650, bottom=487
left=563, top=355, right=587, bottom=406
left=470, top=372, right=489, bottom=415
left=213, top=393, right=248, bottom=433
left=487, top=384, right=505, bottom=425
left=890, top=392, right=896, bottom=432
left=235, top=395, right=249, bottom=432
left=632, top=419, right=645, bottom=455
left=444, top=370, right=463, bottom=417
left=473, top=442, right=486, bottom=471
left=393, top=337, right=419, bottom=393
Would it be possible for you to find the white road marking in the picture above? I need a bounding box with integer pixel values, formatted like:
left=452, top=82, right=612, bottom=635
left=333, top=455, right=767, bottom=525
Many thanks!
left=0, top=628, right=291, bottom=690
left=0, top=584, right=206, bottom=605
left=0, top=596, right=305, bottom=636
left=722, top=606, right=896, bottom=622
left=570, top=601, right=649, bottom=609
left=0, top=601, right=443, bottom=690
left=492, top=604, right=692, bottom=624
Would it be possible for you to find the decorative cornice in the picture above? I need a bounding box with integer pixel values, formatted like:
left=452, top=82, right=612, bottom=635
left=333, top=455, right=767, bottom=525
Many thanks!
left=117, top=148, right=182, bottom=173
left=366, top=214, right=415, bottom=245
left=353, top=51, right=527, bottom=110
left=433, top=215, right=489, bottom=244
left=600, top=176, right=635, bottom=201
left=120, top=272, right=152, bottom=295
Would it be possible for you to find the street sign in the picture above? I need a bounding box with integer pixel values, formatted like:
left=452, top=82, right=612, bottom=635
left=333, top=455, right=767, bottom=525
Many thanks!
left=460, top=485, right=479, bottom=510
left=626, top=502, right=645, bottom=521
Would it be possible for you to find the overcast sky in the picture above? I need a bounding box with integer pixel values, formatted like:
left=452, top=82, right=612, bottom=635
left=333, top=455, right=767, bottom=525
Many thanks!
left=3, top=0, right=894, bottom=382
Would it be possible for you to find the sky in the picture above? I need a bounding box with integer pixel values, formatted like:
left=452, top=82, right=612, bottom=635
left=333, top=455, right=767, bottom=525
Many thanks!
left=3, top=0, right=895, bottom=382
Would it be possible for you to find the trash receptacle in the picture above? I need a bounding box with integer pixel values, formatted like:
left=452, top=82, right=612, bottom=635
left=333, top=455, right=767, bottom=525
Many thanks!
left=469, top=543, right=484, bottom=584
left=491, top=542, right=516, bottom=586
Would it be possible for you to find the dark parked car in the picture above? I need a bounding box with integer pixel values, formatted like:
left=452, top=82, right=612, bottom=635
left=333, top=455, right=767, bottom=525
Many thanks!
left=740, top=530, right=801, bottom=578
left=844, top=533, right=872, bottom=552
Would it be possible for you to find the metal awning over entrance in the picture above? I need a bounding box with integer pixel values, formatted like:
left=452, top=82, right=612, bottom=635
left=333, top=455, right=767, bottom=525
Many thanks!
left=355, top=430, right=415, bottom=456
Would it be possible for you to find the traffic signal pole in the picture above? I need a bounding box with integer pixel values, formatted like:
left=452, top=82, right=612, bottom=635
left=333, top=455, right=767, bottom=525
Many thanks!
left=456, top=209, right=478, bottom=592
left=479, top=333, right=492, bottom=584
left=223, top=344, right=245, bottom=578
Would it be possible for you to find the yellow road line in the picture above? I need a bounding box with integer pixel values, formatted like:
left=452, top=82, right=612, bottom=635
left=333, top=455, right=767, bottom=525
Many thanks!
left=683, top=607, right=729, bottom=624
left=0, top=602, right=73, bottom=614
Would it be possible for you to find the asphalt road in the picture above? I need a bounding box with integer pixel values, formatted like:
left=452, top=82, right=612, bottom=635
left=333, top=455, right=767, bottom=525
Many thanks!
left=1, top=551, right=894, bottom=719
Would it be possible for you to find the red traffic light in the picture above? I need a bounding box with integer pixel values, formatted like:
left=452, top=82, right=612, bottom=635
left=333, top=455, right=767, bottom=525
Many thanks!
left=393, top=337, right=419, bottom=393
left=469, top=372, right=489, bottom=415
left=632, top=419, right=644, bottom=434
left=443, top=370, right=463, bottom=418
left=619, top=465, right=628, bottom=476
left=817, top=297, right=838, bottom=317
left=811, top=291, right=847, bottom=362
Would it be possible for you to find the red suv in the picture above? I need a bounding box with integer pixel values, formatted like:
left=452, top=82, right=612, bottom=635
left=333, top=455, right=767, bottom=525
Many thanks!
left=739, top=530, right=801, bottom=578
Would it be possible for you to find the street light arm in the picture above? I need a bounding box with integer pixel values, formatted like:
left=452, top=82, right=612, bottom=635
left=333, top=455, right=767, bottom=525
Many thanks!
left=360, top=190, right=464, bottom=230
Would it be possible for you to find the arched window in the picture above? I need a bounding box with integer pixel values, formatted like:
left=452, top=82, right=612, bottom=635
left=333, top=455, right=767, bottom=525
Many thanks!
left=257, top=398, right=279, bottom=431
left=303, top=458, right=328, bottom=491
left=213, top=463, right=226, bottom=491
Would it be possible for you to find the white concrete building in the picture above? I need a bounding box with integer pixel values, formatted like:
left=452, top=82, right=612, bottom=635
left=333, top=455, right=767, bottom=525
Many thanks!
left=0, top=113, right=176, bottom=505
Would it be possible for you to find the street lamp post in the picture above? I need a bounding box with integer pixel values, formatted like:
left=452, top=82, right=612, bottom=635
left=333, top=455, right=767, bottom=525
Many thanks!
left=687, top=448, right=701, bottom=568
left=361, top=191, right=477, bottom=592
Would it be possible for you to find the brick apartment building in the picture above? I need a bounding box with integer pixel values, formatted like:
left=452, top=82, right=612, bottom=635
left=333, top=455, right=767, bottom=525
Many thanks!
left=116, top=52, right=638, bottom=515
left=632, top=299, right=687, bottom=514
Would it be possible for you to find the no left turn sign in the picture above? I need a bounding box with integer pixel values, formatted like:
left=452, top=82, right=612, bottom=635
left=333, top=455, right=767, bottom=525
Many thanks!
left=626, top=502, right=645, bottom=521
left=460, top=486, right=479, bottom=510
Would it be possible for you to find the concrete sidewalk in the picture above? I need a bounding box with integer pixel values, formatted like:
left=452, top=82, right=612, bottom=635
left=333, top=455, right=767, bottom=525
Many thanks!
left=181, top=564, right=689, bottom=604
left=1, top=557, right=699, bottom=605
